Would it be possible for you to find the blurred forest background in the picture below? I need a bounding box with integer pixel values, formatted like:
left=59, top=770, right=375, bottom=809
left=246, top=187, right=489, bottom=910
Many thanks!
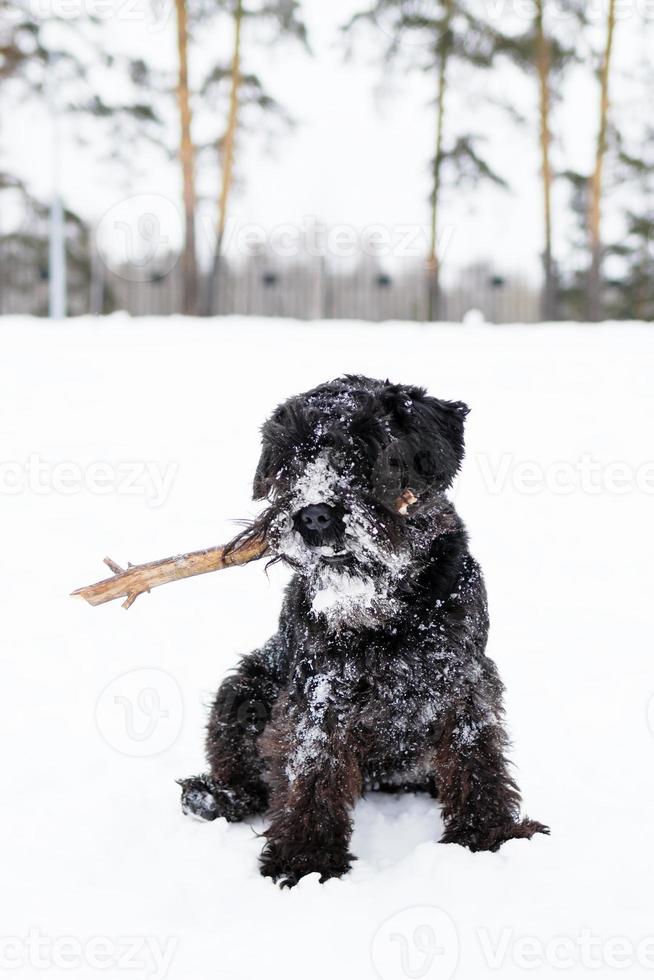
left=1, top=0, right=653, bottom=321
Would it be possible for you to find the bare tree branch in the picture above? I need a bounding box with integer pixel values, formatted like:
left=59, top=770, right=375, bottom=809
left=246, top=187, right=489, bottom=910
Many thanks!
left=71, top=533, right=267, bottom=610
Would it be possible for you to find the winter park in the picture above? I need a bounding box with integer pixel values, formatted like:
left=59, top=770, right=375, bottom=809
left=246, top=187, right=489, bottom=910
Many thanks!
left=2, top=2, right=654, bottom=980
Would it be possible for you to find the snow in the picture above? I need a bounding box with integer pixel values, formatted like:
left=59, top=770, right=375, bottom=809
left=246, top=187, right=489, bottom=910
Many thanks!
left=2, top=314, right=654, bottom=979
left=271, top=449, right=411, bottom=628
left=310, top=568, right=377, bottom=619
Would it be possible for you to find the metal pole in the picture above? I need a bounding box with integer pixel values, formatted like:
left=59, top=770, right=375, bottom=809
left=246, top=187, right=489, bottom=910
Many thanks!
left=49, top=194, right=66, bottom=318
left=88, top=229, right=104, bottom=315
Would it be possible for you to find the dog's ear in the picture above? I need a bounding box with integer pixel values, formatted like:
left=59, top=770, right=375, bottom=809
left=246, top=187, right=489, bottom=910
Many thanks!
left=252, top=442, right=273, bottom=500
left=422, top=397, right=470, bottom=466
left=410, top=396, right=469, bottom=491
left=380, top=385, right=470, bottom=498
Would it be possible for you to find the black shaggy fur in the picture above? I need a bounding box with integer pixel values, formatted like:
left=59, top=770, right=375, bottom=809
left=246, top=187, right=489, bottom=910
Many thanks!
left=179, top=375, right=548, bottom=886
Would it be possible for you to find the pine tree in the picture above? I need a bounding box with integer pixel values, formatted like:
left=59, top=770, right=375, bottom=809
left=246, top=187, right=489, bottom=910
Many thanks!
left=0, top=3, right=161, bottom=312
left=587, top=0, right=617, bottom=320
left=493, top=2, right=582, bottom=320
left=344, top=0, right=505, bottom=320
left=0, top=4, right=160, bottom=145
left=557, top=169, right=589, bottom=318
left=174, top=0, right=199, bottom=315
left=604, top=132, right=654, bottom=319
left=0, top=173, right=98, bottom=314
left=557, top=12, right=652, bottom=323
left=204, top=0, right=308, bottom=313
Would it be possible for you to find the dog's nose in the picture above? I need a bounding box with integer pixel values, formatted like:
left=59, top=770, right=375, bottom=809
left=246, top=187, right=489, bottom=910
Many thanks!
left=297, top=503, right=336, bottom=534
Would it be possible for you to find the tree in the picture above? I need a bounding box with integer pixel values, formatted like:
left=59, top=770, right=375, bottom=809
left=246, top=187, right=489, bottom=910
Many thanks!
left=1, top=5, right=163, bottom=317
left=587, top=0, right=617, bottom=320
left=175, top=0, right=199, bottom=315
left=209, top=0, right=244, bottom=312
left=0, top=3, right=80, bottom=88
left=344, top=0, right=505, bottom=320
left=1, top=6, right=161, bottom=145
left=534, top=0, right=555, bottom=318
left=204, top=0, right=308, bottom=314
left=557, top=169, right=589, bottom=318
left=551, top=13, right=653, bottom=322
left=493, top=2, right=582, bottom=320
left=0, top=174, right=102, bottom=315
left=603, top=133, right=654, bottom=320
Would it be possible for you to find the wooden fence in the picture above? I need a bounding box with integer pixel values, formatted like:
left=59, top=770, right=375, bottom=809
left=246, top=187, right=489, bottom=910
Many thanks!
left=0, top=243, right=541, bottom=322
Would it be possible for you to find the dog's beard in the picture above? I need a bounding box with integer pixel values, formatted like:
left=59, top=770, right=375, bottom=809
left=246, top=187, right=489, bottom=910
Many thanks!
left=309, top=563, right=403, bottom=631
left=267, top=454, right=413, bottom=630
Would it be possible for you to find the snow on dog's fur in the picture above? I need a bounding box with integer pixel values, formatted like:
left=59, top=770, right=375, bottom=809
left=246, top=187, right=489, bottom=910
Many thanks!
left=269, top=452, right=412, bottom=629
left=179, top=375, right=548, bottom=886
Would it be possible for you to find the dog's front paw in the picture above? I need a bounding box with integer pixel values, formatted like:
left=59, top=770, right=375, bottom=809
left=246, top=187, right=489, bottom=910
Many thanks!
left=177, top=775, right=264, bottom=823
left=259, top=840, right=354, bottom=888
left=441, top=817, right=549, bottom=853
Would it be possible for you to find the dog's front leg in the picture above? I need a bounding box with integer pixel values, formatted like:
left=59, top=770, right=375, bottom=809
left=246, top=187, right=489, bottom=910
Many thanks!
left=259, top=695, right=362, bottom=887
left=178, top=639, right=283, bottom=822
left=435, top=707, right=548, bottom=852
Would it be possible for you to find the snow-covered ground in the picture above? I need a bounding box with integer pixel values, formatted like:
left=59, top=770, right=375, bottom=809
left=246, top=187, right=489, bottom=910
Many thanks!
left=2, top=314, right=654, bottom=980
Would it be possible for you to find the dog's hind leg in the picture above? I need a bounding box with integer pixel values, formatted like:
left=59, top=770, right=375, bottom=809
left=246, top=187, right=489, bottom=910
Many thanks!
left=434, top=702, right=548, bottom=852
left=179, top=638, right=284, bottom=822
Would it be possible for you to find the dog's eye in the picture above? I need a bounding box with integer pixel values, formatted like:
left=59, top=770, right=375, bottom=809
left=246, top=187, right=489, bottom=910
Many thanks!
left=413, top=450, right=436, bottom=479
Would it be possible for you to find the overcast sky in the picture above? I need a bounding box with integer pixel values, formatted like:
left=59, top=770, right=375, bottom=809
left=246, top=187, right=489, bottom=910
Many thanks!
left=3, top=0, right=652, bottom=280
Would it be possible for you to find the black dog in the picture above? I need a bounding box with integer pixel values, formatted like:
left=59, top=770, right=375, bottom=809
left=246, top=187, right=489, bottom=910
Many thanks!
left=179, top=375, right=547, bottom=886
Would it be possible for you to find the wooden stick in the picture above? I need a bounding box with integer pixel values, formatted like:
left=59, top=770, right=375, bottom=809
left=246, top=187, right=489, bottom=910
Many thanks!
left=71, top=533, right=267, bottom=610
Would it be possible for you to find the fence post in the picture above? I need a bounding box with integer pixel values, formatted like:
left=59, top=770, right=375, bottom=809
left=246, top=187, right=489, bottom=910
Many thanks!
left=308, top=255, right=326, bottom=320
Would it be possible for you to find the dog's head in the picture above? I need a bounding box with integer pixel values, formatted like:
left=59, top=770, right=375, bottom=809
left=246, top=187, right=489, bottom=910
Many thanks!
left=249, top=375, right=468, bottom=626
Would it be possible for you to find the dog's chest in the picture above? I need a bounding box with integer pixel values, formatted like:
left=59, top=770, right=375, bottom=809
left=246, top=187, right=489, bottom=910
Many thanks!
left=296, top=638, right=456, bottom=734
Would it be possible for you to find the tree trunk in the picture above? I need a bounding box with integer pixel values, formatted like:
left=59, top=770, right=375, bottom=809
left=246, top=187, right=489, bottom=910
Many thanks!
left=535, top=0, right=556, bottom=321
left=207, top=0, right=244, bottom=316
left=175, top=0, right=198, bottom=315
left=427, top=6, right=452, bottom=323
left=587, top=0, right=617, bottom=321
